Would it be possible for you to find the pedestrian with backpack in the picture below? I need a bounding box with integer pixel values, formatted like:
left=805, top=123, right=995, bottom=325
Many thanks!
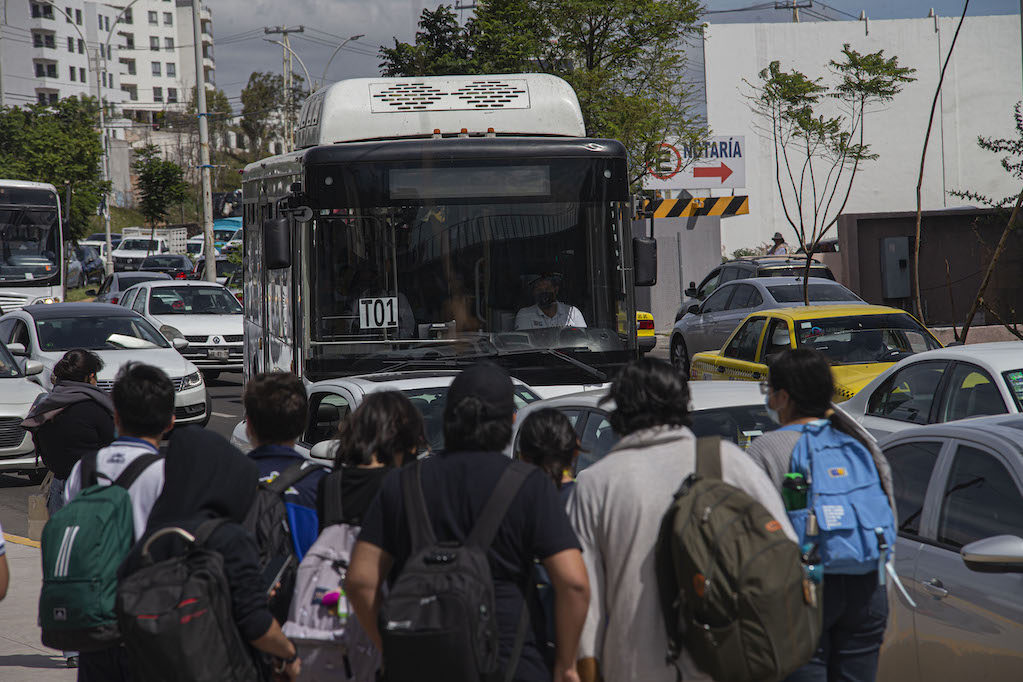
left=118, top=427, right=301, bottom=682
left=285, top=391, right=426, bottom=680
left=347, top=361, right=590, bottom=682
left=567, top=358, right=801, bottom=682
left=748, top=349, right=897, bottom=682
left=42, top=362, right=172, bottom=681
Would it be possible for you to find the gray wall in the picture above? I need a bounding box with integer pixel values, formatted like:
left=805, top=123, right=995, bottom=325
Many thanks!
left=107, top=138, right=134, bottom=208
left=632, top=215, right=722, bottom=332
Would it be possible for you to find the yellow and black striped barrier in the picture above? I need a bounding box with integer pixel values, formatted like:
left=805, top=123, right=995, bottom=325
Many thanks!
left=642, top=196, right=749, bottom=219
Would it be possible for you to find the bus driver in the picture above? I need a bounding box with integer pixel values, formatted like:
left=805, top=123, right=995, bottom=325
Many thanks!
left=515, top=273, right=587, bottom=330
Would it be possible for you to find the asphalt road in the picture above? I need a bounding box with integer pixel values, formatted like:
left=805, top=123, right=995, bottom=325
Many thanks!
left=0, top=371, right=244, bottom=539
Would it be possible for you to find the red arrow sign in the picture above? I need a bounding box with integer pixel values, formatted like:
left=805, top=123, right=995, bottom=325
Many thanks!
left=693, top=162, right=733, bottom=183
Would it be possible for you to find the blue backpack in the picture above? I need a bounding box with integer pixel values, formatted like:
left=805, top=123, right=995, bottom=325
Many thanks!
left=780, top=420, right=896, bottom=575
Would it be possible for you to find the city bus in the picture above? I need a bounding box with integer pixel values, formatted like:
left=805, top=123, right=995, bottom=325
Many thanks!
left=241, top=74, right=655, bottom=391
left=0, top=180, right=64, bottom=313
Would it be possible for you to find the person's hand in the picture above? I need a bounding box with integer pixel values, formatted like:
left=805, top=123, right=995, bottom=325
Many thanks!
left=273, top=656, right=301, bottom=681
left=554, top=661, right=581, bottom=682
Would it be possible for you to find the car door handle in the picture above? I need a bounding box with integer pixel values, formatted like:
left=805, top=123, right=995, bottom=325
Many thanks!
left=922, top=578, right=949, bottom=599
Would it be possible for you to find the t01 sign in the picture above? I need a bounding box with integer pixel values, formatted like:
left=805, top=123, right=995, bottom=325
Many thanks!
left=359, top=297, right=398, bottom=329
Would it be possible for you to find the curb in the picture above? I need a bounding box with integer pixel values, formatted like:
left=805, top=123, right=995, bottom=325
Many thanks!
left=4, top=532, right=41, bottom=548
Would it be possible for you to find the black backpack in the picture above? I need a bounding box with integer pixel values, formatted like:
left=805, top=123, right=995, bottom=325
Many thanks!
left=116, top=519, right=260, bottom=682
left=655, top=437, right=821, bottom=682
left=242, top=460, right=324, bottom=621
left=379, top=459, right=533, bottom=682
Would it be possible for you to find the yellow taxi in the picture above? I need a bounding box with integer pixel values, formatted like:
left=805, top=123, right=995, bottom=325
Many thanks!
left=689, top=304, right=942, bottom=402
left=637, top=311, right=656, bottom=353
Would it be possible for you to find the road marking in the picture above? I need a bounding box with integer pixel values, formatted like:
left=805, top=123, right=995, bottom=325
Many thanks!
left=4, top=532, right=41, bottom=548
left=212, top=412, right=237, bottom=419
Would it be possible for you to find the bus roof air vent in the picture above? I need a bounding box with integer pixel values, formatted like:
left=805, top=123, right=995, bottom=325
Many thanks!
left=370, top=79, right=530, bottom=112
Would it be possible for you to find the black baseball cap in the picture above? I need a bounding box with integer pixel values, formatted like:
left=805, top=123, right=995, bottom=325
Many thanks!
left=445, top=361, right=516, bottom=420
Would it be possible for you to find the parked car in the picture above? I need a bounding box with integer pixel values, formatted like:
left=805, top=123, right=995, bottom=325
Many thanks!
left=669, top=276, right=862, bottom=373
left=0, top=340, right=46, bottom=478
left=231, top=370, right=542, bottom=460
left=679, top=255, right=837, bottom=321
left=840, top=341, right=1023, bottom=439
left=0, top=302, right=209, bottom=425
left=75, top=243, right=105, bottom=284
left=140, top=254, right=194, bottom=279
left=89, top=271, right=172, bottom=305
left=190, top=256, right=240, bottom=285
left=689, top=304, right=942, bottom=402
left=120, top=280, right=243, bottom=378
left=637, top=311, right=655, bottom=353
left=876, top=414, right=1023, bottom=682
left=64, top=243, right=84, bottom=289
left=511, top=381, right=780, bottom=471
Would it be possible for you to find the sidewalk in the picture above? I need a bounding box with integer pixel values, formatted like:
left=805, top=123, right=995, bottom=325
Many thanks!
left=0, top=536, right=75, bottom=681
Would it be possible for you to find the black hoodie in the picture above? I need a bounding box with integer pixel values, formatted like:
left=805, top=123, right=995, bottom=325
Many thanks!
left=23, top=380, right=115, bottom=479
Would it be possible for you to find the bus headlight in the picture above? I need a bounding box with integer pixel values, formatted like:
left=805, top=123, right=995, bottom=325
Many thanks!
left=31, top=296, right=60, bottom=305
left=160, top=325, right=184, bottom=341
left=182, top=371, right=204, bottom=389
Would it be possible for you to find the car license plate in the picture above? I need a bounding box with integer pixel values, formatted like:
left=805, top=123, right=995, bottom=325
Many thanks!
left=208, top=349, right=229, bottom=360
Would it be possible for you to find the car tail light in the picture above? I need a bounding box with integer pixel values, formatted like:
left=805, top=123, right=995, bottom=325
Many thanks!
left=174, top=271, right=187, bottom=279
left=111, top=297, right=119, bottom=304
left=638, top=320, right=655, bottom=330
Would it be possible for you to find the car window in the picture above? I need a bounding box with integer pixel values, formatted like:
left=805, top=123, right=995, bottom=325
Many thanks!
left=937, top=445, right=1023, bottom=549
left=726, top=284, right=754, bottom=310
left=866, top=361, right=948, bottom=425
left=941, top=363, right=1008, bottom=423
left=719, top=266, right=742, bottom=284
left=1003, top=369, right=1023, bottom=412
left=722, top=317, right=766, bottom=361
left=697, top=268, right=721, bottom=299
left=760, top=319, right=792, bottom=361
left=577, top=411, right=616, bottom=474
left=0, top=319, right=14, bottom=343
left=132, top=289, right=148, bottom=314
left=97, top=276, right=112, bottom=296
left=690, top=404, right=778, bottom=449
left=701, top=286, right=733, bottom=314
left=305, top=393, right=351, bottom=446
left=120, top=287, right=139, bottom=309
left=766, top=283, right=859, bottom=303
left=11, top=319, right=30, bottom=348
left=748, top=288, right=763, bottom=307
left=884, top=440, right=942, bottom=537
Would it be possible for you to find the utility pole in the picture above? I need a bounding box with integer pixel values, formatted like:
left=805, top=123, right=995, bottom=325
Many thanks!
left=193, top=0, right=215, bottom=282
left=264, top=25, right=303, bottom=152
left=0, top=0, right=6, bottom=108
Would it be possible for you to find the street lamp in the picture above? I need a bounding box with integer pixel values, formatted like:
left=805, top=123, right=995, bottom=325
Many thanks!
left=317, top=34, right=363, bottom=91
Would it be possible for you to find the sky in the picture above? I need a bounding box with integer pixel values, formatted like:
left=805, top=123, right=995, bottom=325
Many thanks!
left=210, top=0, right=1020, bottom=110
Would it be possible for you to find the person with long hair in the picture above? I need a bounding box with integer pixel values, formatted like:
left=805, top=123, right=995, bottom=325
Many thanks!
left=516, top=408, right=579, bottom=499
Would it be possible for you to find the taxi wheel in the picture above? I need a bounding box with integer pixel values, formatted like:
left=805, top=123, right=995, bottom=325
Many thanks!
left=670, top=336, right=690, bottom=375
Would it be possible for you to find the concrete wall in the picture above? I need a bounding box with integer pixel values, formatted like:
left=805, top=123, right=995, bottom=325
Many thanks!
left=632, top=215, right=723, bottom=332
left=107, top=137, right=134, bottom=208
left=703, top=15, right=1023, bottom=253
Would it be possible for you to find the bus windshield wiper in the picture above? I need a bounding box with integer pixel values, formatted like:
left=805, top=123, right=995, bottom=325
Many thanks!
left=489, top=347, right=608, bottom=383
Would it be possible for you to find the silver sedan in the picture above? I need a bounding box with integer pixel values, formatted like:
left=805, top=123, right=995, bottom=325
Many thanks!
left=668, top=276, right=861, bottom=374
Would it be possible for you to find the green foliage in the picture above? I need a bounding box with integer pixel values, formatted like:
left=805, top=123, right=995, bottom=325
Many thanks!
left=0, top=98, right=108, bottom=240
left=240, top=71, right=307, bottom=156
left=188, top=86, right=233, bottom=144
left=949, top=101, right=1023, bottom=208
left=378, top=0, right=707, bottom=188
left=132, top=144, right=189, bottom=229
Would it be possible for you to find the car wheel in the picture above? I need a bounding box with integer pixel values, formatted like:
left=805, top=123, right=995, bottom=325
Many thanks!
left=670, top=335, right=690, bottom=375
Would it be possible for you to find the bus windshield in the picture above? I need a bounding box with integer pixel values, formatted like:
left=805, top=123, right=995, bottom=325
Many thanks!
left=0, top=188, right=60, bottom=283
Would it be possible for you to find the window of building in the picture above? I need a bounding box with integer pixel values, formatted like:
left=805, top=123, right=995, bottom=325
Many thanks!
left=31, top=3, right=53, bottom=19
left=48, top=92, right=58, bottom=104
left=99, top=14, right=104, bottom=29
left=79, top=67, right=86, bottom=83
left=37, top=92, right=48, bottom=104
left=102, top=72, right=107, bottom=87
left=153, top=86, right=163, bottom=102
left=67, top=36, right=74, bottom=52
left=164, top=37, right=174, bottom=50
left=70, top=65, right=76, bottom=81
left=47, top=63, right=57, bottom=78
left=65, top=6, right=72, bottom=22
left=163, top=12, right=172, bottom=25
left=104, top=15, right=110, bottom=31
left=75, top=8, right=82, bottom=24
left=122, top=8, right=132, bottom=24
left=166, top=62, right=176, bottom=77
left=33, top=33, right=43, bottom=47
left=122, top=84, right=137, bottom=101
left=99, top=44, right=105, bottom=59
left=77, top=39, right=83, bottom=54
left=148, top=10, right=158, bottom=25
left=35, top=63, right=45, bottom=78
left=122, top=58, right=136, bottom=75
left=150, top=36, right=159, bottom=51
left=167, top=87, right=177, bottom=103
left=151, top=61, right=161, bottom=76
left=123, top=34, right=135, bottom=50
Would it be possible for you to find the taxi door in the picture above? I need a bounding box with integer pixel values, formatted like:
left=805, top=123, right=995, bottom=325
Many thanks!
left=711, top=316, right=769, bottom=382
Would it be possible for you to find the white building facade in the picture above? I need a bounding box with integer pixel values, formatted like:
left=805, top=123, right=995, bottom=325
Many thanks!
left=701, top=14, right=1023, bottom=253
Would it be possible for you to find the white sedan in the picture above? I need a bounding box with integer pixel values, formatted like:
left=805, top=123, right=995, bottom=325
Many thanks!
left=231, top=370, right=542, bottom=463
left=0, top=341, right=46, bottom=477
left=841, top=341, right=1023, bottom=439
left=119, top=280, right=243, bottom=378
left=0, top=303, right=210, bottom=426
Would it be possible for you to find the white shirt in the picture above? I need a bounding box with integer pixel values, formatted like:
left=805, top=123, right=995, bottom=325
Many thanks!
left=514, top=302, right=587, bottom=330
left=65, top=438, right=165, bottom=542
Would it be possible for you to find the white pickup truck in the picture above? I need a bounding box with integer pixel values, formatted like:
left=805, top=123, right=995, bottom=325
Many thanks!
left=113, top=227, right=187, bottom=271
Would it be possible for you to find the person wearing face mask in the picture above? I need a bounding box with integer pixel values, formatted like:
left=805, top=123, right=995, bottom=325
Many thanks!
left=515, top=274, right=587, bottom=330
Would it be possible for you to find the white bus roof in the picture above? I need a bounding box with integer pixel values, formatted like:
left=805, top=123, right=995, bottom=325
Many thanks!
left=0, top=180, right=58, bottom=192
left=295, top=73, right=586, bottom=148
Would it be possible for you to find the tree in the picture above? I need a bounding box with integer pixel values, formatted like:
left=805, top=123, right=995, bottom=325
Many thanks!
left=379, top=1, right=707, bottom=187
left=132, top=144, right=189, bottom=232
left=240, top=71, right=284, bottom=156
left=746, top=46, right=915, bottom=303
left=0, top=97, right=108, bottom=240
left=188, top=86, right=233, bottom=148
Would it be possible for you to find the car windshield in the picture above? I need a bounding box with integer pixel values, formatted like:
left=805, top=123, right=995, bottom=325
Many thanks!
left=186, top=242, right=202, bottom=255
left=0, top=342, right=21, bottom=377
left=118, top=239, right=158, bottom=251
left=767, top=283, right=860, bottom=303
left=795, top=313, right=941, bottom=364
left=36, top=315, right=169, bottom=351
left=759, top=266, right=834, bottom=280
left=0, top=188, right=60, bottom=283
left=149, top=286, right=242, bottom=314
left=1003, top=369, right=1023, bottom=412
left=401, top=385, right=539, bottom=451
left=213, top=229, right=236, bottom=241
left=142, top=255, right=186, bottom=268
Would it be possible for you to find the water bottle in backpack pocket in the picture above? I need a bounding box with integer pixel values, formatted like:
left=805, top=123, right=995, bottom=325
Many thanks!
left=783, top=420, right=896, bottom=575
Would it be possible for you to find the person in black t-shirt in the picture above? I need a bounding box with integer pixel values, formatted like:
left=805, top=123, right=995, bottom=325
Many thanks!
left=348, top=362, right=590, bottom=682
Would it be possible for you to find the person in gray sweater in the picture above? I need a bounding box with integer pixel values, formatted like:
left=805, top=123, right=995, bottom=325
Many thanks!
left=567, top=359, right=795, bottom=682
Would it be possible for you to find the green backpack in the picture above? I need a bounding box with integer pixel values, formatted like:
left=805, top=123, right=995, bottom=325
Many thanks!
left=39, top=452, right=161, bottom=652
left=655, top=437, right=821, bottom=682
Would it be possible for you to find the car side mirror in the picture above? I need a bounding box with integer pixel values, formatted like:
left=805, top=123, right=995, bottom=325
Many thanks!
left=172, top=337, right=189, bottom=351
left=86, top=289, right=98, bottom=296
left=6, top=343, right=26, bottom=357
left=263, top=218, right=291, bottom=270
left=961, top=534, right=1023, bottom=568
left=687, top=304, right=700, bottom=315
left=685, top=287, right=698, bottom=298
left=23, top=360, right=43, bottom=376
left=633, top=237, right=657, bottom=286
left=310, top=439, right=338, bottom=462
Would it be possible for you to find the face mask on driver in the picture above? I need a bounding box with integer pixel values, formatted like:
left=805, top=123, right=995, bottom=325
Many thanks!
left=534, top=292, right=556, bottom=308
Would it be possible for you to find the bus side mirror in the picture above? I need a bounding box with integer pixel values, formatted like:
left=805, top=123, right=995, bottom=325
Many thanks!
left=633, top=237, right=657, bottom=286
left=263, top=218, right=291, bottom=270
